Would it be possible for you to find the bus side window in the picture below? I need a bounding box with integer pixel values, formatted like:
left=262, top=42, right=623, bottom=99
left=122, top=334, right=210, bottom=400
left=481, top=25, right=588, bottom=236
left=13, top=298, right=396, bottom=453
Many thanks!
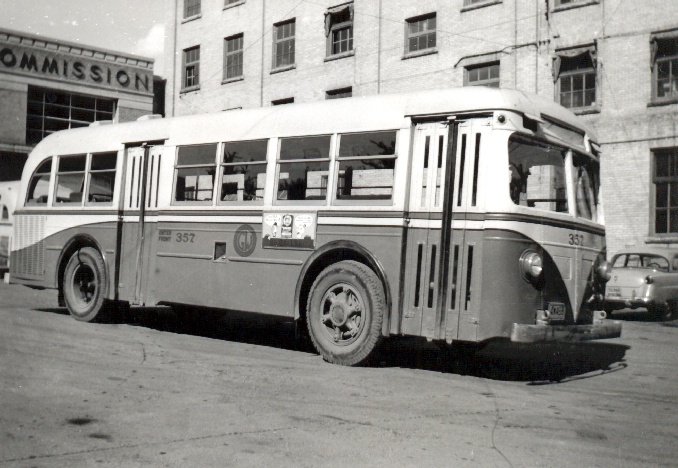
left=26, top=158, right=52, bottom=205
left=220, top=140, right=268, bottom=203
left=87, top=152, right=117, bottom=204
left=173, top=144, right=218, bottom=203
left=276, top=136, right=331, bottom=202
left=55, top=155, right=87, bottom=204
left=335, top=131, right=397, bottom=203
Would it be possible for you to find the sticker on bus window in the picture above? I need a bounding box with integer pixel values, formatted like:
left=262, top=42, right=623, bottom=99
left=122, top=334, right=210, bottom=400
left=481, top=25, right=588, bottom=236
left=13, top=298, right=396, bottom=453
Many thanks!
left=262, top=212, right=316, bottom=249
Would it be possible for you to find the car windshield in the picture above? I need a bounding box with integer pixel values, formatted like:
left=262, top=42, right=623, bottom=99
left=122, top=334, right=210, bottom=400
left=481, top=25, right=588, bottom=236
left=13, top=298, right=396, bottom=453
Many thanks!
left=612, top=254, right=670, bottom=272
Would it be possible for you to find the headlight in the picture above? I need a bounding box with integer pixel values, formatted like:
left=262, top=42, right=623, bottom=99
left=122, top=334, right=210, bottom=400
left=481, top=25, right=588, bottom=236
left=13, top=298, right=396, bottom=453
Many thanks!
left=597, top=260, right=612, bottom=283
left=520, top=250, right=543, bottom=280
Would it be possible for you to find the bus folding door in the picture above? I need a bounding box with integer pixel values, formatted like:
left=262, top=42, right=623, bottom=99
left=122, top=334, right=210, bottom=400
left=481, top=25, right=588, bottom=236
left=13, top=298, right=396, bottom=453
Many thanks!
left=117, top=145, right=163, bottom=305
left=401, top=122, right=450, bottom=339
left=401, top=118, right=492, bottom=342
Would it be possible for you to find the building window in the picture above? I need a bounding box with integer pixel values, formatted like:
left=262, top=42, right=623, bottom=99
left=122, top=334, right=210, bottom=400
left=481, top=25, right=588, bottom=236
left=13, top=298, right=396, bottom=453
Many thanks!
left=653, top=148, right=678, bottom=234
left=174, top=144, right=217, bottom=203
left=273, top=19, right=295, bottom=69
left=184, top=0, right=200, bottom=18
left=326, top=87, right=352, bottom=99
left=224, top=34, right=244, bottom=80
left=553, top=47, right=596, bottom=110
left=272, top=97, right=294, bottom=106
left=651, top=35, right=678, bottom=103
left=183, top=46, right=200, bottom=90
left=26, top=87, right=116, bottom=145
left=465, top=63, right=500, bottom=87
left=225, top=0, right=244, bottom=6
left=406, top=14, right=436, bottom=54
left=325, top=3, right=353, bottom=56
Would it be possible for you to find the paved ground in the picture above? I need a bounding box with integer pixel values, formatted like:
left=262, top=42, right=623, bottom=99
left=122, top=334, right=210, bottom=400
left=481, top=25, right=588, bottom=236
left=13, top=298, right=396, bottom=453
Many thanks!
left=1, top=280, right=677, bottom=467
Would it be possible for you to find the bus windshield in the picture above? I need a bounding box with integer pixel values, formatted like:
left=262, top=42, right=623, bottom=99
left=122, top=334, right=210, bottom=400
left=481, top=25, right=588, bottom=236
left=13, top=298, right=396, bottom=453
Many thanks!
left=508, top=135, right=600, bottom=221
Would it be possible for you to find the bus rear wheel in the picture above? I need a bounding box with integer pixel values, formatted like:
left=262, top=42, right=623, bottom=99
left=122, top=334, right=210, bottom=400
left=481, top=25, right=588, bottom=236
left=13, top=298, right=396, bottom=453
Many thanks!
left=306, top=261, right=384, bottom=366
left=63, top=247, right=111, bottom=323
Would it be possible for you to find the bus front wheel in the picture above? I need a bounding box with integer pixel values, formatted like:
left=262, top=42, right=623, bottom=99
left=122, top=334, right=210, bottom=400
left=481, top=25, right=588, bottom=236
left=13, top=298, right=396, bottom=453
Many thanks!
left=63, top=247, right=111, bottom=322
left=306, top=261, right=385, bottom=366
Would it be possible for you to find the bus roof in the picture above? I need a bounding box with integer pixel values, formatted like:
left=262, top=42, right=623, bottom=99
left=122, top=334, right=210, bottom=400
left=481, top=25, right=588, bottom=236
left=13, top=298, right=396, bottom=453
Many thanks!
left=27, top=87, right=597, bottom=162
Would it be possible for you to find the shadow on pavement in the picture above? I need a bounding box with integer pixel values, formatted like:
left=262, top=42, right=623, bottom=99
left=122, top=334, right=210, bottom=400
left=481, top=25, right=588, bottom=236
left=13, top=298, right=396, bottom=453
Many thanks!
left=37, top=305, right=629, bottom=382
left=378, top=337, right=630, bottom=383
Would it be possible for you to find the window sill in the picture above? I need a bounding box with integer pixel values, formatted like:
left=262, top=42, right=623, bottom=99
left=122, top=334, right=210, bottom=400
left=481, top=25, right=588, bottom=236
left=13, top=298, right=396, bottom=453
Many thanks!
left=181, top=14, right=202, bottom=24
left=270, top=64, right=296, bottom=75
left=461, top=0, right=502, bottom=13
left=222, top=76, right=244, bottom=85
left=402, top=48, right=438, bottom=61
left=553, top=0, right=600, bottom=13
left=647, top=98, right=678, bottom=108
left=646, top=235, right=678, bottom=244
left=571, top=106, right=601, bottom=115
left=223, top=1, right=245, bottom=11
left=180, top=85, right=201, bottom=94
left=324, top=50, right=355, bottom=63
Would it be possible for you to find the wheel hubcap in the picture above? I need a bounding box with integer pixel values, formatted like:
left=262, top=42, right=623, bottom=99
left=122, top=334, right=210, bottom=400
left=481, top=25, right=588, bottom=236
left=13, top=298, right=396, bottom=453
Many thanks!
left=72, top=264, right=96, bottom=307
left=320, top=283, right=365, bottom=345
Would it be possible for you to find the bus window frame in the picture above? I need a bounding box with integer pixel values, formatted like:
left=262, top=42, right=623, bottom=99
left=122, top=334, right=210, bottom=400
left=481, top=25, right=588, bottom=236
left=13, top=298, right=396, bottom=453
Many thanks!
left=54, top=154, right=87, bottom=206
left=84, top=151, right=118, bottom=207
left=171, top=143, right=219, bottom=206
left=331, top=130, right=398, bottom=206
left=217, top=139, right=269, bottom=206
left=273, top=134, right=334, bottom=206
left=25, top=157, right=54, bottom=206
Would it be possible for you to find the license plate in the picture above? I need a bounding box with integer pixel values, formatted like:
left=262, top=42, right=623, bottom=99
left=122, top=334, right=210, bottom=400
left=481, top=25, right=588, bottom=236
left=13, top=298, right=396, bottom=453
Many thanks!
left=607, top=286, right=621, bottom=297
left=548, top=302, right=566, bottom=321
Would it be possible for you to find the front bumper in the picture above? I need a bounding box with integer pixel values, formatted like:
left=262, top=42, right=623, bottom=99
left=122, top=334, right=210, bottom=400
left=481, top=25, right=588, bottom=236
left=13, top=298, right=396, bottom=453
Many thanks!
left=511, top=320, right=622, bottom=343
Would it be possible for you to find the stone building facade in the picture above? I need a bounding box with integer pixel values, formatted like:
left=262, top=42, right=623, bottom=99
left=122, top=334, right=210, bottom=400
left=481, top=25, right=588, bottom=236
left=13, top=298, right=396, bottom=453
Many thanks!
left=0, top=28, right=155, bottom=182
left=164, top=0, right=678, bottom=253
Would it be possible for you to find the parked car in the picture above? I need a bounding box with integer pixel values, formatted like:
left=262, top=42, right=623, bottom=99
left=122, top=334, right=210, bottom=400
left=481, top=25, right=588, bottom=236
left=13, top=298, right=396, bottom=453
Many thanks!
left=604, top=245, right=678, bottom=320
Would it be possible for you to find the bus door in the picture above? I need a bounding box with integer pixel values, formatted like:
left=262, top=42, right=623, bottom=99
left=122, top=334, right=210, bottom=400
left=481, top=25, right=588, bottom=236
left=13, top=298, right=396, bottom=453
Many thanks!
left=117, top=144, right=164, bottom=305
left=444, top=118, right=493, bottom=343
left=401, top=121, right=450, bottom=339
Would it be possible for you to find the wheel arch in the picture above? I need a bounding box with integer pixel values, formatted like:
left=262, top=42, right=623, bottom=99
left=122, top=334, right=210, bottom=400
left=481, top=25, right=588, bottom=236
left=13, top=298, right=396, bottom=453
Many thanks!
left=294, top=240, right=392, bottom=336
left=56, top=234, right=108, bottom=306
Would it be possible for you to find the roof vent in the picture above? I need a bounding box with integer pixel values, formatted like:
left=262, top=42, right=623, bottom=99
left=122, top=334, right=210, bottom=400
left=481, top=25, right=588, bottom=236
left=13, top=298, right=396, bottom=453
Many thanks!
left=89, top=120, right=113, bottom=127
left=137, top=114, right=163, bottom=121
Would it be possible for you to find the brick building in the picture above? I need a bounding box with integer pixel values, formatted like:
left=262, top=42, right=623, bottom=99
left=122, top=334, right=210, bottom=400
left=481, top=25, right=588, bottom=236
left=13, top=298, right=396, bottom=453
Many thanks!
left=164, top=0, right=678, bottom=253
left=0, top=28, right=155, bottom=182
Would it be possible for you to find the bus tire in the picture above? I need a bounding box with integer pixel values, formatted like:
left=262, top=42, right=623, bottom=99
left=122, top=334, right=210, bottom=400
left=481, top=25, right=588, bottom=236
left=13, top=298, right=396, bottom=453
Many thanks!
left=62, top=247, right=111, bottom=323
left=306, top=260, right=384, bottom=366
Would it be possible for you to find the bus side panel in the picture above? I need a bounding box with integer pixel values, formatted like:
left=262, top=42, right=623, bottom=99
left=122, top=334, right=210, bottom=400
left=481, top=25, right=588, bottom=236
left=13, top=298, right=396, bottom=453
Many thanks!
left=117, top=216, right=142, bottom=304
left=148, top=219, right=404, bottom=320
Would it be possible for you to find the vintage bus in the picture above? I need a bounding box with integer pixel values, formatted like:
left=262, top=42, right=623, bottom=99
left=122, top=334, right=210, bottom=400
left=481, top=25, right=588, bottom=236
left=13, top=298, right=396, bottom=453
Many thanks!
left=0, top=181, right=19, bottom=272
left=9, top=87, right=621, bottom=365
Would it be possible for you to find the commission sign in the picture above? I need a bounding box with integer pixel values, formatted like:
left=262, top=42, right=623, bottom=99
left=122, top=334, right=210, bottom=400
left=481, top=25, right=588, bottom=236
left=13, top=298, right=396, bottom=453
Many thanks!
left=0, top=42, right=153, bottom=95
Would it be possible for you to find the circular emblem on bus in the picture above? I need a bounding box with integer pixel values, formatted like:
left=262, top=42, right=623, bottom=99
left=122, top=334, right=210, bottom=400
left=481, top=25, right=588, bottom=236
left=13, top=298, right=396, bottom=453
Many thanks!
left=234, top=224, right=257, bottom=257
